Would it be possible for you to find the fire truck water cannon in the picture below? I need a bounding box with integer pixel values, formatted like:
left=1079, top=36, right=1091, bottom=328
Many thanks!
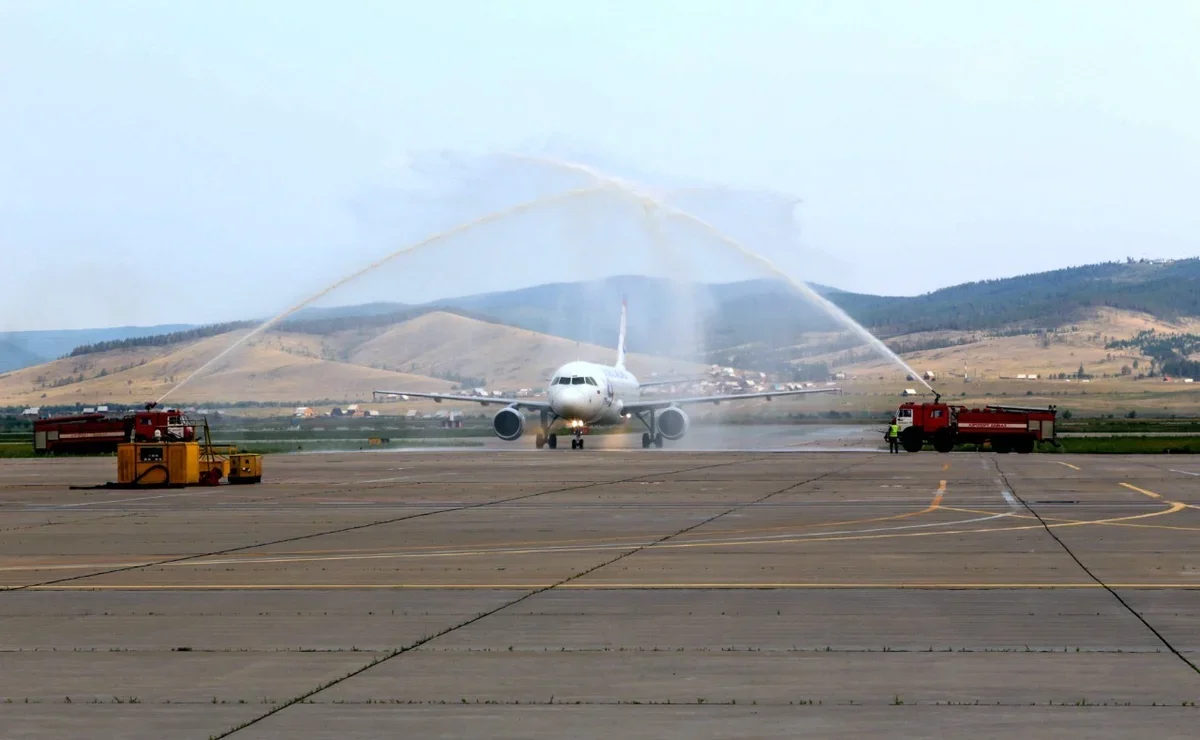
left=894, top=391, right=1057, bottom=454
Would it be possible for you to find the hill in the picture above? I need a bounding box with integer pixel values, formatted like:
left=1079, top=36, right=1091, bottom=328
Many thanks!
left=0, top=324, right=194, bottom=372
left=826, top=258, right=1200, bottom=336
left=0, top=311, right=700, bottom=409
left=347, top=311, right=704, bottom=388
left=3, top=259, right=1199, bottom=411
left=0, top=339, right=45, bottom=374
left=428, top=259, right=1200, bottom=350
left=0, top=328, right=456, bottom=407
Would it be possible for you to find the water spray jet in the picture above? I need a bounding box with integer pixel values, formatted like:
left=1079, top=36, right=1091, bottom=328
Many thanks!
left=156, top=185, right=608, bottom=404
left=506, top=153, right=936, bottom=394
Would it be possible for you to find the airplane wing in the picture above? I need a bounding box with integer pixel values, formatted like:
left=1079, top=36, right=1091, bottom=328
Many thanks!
left=637, top=375, right=709, bottom=388
left=372, top=390, right=550, bottom=410
left=624, top=387, right=840, bottom=413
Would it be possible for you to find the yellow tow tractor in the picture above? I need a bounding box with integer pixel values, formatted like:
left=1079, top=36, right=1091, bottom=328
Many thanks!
left=113, top=414, right=262, bottom=488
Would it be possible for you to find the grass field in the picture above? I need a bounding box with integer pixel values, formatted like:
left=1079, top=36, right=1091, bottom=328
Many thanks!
left=940, top=437, right=1200, bottom=454
left=1051, top=436, right=1200, bottom=454
left=0, top=442, right=34, bottom=458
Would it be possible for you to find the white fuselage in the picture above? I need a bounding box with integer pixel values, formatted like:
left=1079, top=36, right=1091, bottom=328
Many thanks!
left=546, top=360, right=641, bottom=426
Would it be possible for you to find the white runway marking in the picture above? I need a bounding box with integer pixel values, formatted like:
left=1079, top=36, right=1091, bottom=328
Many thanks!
left=48, top=491, right=201, bottom=509
left=1001, top=490, right=1021, bottom=511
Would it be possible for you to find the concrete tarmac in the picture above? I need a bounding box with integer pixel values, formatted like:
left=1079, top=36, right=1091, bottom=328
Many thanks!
left=2, top=442, right=1199, bottom=738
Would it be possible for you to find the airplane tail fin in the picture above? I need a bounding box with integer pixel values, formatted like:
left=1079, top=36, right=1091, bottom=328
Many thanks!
left=616, top=296, right=628, bottom=369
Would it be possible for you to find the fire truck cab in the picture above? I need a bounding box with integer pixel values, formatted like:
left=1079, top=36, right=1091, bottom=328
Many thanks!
left=130, top=409, right=194, bottom=442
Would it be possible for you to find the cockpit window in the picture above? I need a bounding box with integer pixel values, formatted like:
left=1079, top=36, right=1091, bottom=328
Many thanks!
left=585, top=377, right=597, bottom=386
left=571, top=376, right=585, bottom=385
left=556, top=377, right=571, bottom=385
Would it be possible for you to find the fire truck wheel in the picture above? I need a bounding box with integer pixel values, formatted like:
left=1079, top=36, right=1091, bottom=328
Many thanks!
left=992, top=439, right=1012, bottom=454
left=900, top=428, right=924, bottom=453
left=1015, top=438, right=1035, bottom=454
left=933, top=431, right=955, bottom=453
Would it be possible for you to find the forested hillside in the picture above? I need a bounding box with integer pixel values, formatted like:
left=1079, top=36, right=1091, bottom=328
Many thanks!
left=828, top=258, right=1200, bottom=336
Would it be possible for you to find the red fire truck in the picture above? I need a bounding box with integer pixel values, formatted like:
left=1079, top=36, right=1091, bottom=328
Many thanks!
left=895, top=396, right=1057, bottom=454
left=33, top=404, right=196, bottom=455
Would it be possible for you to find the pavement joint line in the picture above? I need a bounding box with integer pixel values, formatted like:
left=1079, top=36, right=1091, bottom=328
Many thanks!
left=995, top=458, right=1200, bottom=677
left=25, top=582, right=1200, bottom=590
left=2, top=483, right=955, bottom=575
left=1, top=456, right=771, bottom=594
left=208, top=457, right=868, bottom=738
left=14, top=496, right=1180, bottom=577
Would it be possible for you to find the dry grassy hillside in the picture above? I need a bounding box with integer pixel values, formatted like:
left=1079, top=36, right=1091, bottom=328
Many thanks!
left=5, top=306, right=1198, bottom=412
left=347, top=311, right=704, bottom=388
left=0, top=312, right=702, bottom=407
left=0, top=330, right=453, bottom=406
left=824, top=309, right=1200, bottom=382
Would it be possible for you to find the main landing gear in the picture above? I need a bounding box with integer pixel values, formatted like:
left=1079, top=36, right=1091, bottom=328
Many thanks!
left=636, top=411, right=664, bottom=449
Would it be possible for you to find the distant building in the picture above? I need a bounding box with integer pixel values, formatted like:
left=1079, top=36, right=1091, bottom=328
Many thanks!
left=21, top=407, right=40, bottom=417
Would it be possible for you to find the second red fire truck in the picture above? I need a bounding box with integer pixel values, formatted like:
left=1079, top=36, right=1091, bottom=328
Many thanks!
left=894, top=395, right=1057, bottom=453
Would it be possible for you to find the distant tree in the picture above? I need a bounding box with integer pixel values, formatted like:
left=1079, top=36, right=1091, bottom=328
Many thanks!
left=1126, top=410, right=1138, bottom=419
left=1061, top=409, right=1073, bottom=420
left=1076, top=364, right=1086, bottom=379
left=1133, top=359, right=1139, bottom=369
left=1120, top=365, right=1132, bottom=376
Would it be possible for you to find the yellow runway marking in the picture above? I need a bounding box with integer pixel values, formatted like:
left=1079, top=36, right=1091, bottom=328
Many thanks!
left=176, top=490, right=952, bottom=562
left=25, top=582, right=1200, bottom=591
left=1121, top=483, right=1161, bottom=499
left=941, top=463, right=951, bottom=471
left=1055, top=461, right=1081, bottom=471
left=19, top=494, right=1187, bottom=574
left=944, top=501, right=1185, bottom=529
left=3, top=503, right=1181, bottom=574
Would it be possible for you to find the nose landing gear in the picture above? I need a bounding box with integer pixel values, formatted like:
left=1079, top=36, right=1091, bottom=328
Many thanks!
left=536, top=409, right=586, bottom=450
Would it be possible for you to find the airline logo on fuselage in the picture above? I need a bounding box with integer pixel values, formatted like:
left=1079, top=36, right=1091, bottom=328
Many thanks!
left=601, top=367, right=633, bottom=382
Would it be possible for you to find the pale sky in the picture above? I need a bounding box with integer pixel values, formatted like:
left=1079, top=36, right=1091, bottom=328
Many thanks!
left=2, top=0, right=1198, bottom=331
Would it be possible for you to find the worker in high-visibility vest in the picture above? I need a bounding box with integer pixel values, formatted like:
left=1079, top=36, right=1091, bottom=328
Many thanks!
left=887, top=418, right=900, bottom=454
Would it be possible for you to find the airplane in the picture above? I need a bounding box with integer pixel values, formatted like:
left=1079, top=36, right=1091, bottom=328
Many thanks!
left=373, top=299, right=840, bottom=450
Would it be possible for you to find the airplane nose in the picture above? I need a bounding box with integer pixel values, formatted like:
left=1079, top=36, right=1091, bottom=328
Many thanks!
left=553, top=388, right=593, bottom=419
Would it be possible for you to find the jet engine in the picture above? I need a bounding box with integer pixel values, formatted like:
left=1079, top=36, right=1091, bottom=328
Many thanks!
left=658, top=407, right=690, bottom=440
left=492, top=406, right=525, bottom=441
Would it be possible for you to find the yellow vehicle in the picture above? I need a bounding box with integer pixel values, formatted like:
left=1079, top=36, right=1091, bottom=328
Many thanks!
left=112, top=417, right=261, bottom=488
left=228, top=453, right=263, bottom=484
